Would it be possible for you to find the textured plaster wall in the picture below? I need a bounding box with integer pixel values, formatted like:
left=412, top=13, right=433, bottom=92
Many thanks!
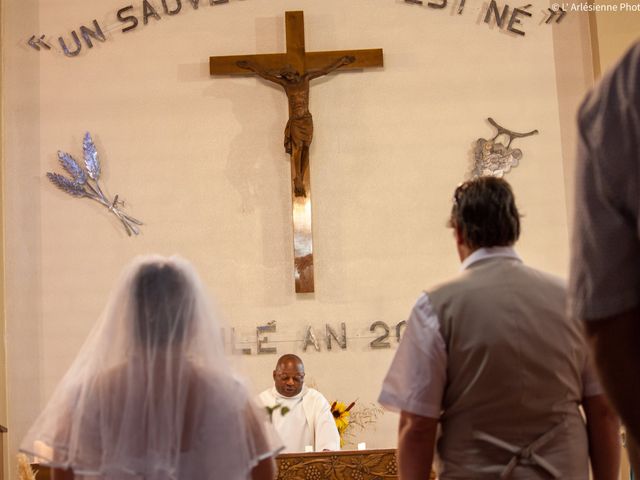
left=2, top=0, right=593, bottom=474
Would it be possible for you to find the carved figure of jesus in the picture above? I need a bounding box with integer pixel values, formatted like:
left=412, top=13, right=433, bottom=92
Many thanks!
left=237, top=55, right=355, bottom=197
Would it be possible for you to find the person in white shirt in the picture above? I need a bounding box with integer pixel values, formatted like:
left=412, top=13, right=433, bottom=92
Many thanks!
left=259, top=354, right=340, bottom=453
left=379, top=177, right=621, bottom=480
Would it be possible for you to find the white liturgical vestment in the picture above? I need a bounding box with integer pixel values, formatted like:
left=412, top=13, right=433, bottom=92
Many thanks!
left=258, top=387, right=340, bottom=453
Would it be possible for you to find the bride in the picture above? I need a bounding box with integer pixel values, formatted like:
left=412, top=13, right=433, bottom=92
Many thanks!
left=20, top=255, right=282, bottom=480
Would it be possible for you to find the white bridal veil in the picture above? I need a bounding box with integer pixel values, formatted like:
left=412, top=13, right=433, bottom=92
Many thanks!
left=20, top=255, right=281, bottom=479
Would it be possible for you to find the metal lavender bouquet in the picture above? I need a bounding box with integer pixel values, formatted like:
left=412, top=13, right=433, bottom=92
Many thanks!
left=46, top=132, right=143, bottom=236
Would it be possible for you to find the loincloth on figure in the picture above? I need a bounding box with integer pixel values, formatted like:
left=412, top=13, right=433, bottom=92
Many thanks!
left=284, top=113, right=313, bottom=154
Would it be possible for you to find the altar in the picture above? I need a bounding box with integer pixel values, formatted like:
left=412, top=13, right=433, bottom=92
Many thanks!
left=276, top=449, right=397, bottom=480
left=34, top=450, right=437, bottom=480
left=275, top=449, right=436, bottom=480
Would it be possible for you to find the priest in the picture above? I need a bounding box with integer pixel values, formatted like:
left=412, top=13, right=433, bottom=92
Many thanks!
left=258, top=354, right=340, bottom=453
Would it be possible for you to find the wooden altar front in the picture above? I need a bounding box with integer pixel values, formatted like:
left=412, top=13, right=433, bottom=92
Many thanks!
left=276, top=448, right=435, bottom=480
left=277, top=449, right=396, bottom=480
left=34, top=449, right=436, bottom=479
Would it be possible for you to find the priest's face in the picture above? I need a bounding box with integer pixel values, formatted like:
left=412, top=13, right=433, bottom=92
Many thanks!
left=273, top=360, right=305, bottom=397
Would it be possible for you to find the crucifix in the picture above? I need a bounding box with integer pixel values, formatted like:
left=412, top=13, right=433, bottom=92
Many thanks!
left=210, top=11, right=383, bottom=293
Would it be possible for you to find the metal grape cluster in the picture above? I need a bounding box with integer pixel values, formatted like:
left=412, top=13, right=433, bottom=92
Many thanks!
left=472, top=118, right=538, bottom=178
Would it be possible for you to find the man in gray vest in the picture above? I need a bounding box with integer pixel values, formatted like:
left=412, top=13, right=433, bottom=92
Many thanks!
left=379, top=177, right=620, bottom=479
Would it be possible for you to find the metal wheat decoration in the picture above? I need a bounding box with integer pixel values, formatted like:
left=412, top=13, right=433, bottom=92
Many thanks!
left=472, top=118, right=539, bottom=178
left=46, top=132, right=143, bottom=236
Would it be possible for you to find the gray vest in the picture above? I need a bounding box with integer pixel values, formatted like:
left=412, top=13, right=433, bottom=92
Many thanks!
left=428, top=256, right=589, bottom=479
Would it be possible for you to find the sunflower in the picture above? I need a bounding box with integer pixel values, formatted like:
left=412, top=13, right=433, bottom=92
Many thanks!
left=331, top=401, right=356, bottom=447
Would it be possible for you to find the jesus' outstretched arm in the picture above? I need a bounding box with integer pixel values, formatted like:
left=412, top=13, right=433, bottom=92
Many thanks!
left=236, top=61, right=286, bottom=86
left=306, top=55, right=355, bottom=81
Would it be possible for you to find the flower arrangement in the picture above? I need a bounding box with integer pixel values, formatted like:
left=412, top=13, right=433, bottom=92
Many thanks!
left=330, top=400, right=383, bottom=448
left=331, top=401, right=355, bottom=447
left=46, top=132, right=143, bottom=236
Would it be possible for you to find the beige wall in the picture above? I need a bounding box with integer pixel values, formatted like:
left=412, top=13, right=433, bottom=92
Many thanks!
left=553, top=11, right=594, bottom=228
left=0, top=0, right=601, bottom=477
left=591, top=2, right=640, bottom=77
left=2, top=2, right=42, bottom=477
left=0, top=0, right=8, bottom=478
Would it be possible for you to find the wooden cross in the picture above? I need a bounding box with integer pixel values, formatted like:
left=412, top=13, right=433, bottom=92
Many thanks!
left=210, top=11, right=383, bottom=293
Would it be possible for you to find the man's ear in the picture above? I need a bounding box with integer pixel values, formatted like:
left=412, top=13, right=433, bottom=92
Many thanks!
left=272, top=370, right=277, bottom=381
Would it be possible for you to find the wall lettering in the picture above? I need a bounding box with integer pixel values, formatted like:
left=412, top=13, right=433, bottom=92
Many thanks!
left=369, top=321, right=391, bottom=349
left=224, top=320, right=407, bottom=355
left=27, top=0, right=563, bottom=57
